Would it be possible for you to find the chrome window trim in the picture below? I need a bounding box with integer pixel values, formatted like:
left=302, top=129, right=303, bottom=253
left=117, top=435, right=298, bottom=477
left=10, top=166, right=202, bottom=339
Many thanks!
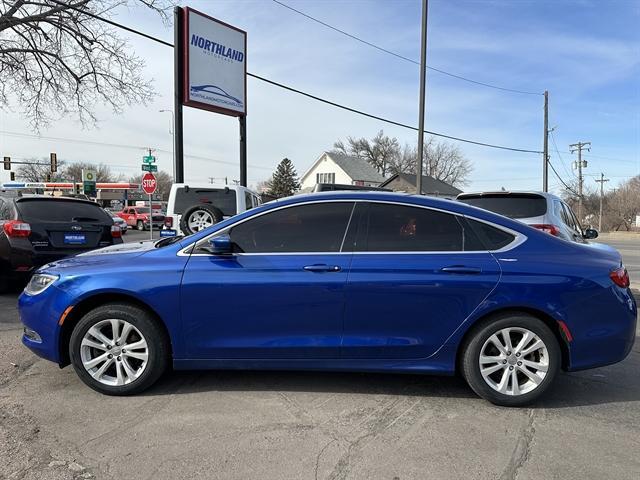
left=178, top=199, right=527, bottom=257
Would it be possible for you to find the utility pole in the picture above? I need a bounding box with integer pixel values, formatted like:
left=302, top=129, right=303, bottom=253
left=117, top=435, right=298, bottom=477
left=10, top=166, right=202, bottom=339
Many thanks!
left=595, top=172, right=609, bottom=232
left=542, top=90, right=549, bottom=192
left=415, top=0, right=429, bottom=195
left=569, top=141, right=590, bottom=221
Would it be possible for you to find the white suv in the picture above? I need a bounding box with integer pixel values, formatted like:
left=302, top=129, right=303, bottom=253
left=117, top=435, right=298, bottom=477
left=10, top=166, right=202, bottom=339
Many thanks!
left=164, top=183, right=261, bottom=236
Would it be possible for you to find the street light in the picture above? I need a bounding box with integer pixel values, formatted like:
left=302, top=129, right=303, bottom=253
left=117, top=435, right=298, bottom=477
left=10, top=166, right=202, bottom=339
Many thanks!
left=159, top=109, right=175, bottom=178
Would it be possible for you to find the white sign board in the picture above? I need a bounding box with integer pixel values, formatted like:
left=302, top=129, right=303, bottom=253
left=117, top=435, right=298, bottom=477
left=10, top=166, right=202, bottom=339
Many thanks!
left=82, top=169, right=96, bottom=182
left=184, top=8, right=246, bottom=116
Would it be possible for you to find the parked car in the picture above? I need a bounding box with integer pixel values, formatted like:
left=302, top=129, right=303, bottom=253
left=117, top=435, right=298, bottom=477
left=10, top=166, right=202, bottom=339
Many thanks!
left=105, top=210, right=127, bottom=235
left=456, top=191, right=598, bottom=243
left=0, top=194, right=122, bottom=291
left=18, top=191, right=635, bottom=406
left=164, top=183, right=261, bottom=236
left=117, top=206, right=164, bottom=231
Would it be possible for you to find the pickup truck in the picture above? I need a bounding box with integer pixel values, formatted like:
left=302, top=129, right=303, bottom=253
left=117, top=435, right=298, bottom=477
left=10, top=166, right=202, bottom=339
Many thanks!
left=117, top=206, right=165, bottom=231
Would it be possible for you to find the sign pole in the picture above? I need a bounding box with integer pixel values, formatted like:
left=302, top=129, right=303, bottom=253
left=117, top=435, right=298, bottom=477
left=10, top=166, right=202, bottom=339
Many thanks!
left=239, top=116, right=247, bottom=187
left=149, top=193, right=153, bottom=241
left=173, top=6, right=185, bottom=183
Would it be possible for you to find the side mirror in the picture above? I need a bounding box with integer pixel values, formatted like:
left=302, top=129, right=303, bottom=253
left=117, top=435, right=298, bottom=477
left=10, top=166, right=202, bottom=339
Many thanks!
left=583, top=228, right=598, bottom=240
left=203, top=234, right=233, bottom=255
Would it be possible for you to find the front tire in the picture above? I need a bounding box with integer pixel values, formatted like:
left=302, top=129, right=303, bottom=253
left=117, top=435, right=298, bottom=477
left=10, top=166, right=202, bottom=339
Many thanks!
left=137, top=220, right=145, bottom=231
left=69, top=303, right=169, bottom=395
left=461, top=313, right=560, bottom=407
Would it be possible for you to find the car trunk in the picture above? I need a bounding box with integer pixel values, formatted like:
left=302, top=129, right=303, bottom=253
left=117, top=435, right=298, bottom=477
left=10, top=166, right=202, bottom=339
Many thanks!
left=16, top=199, right=114, bottom=251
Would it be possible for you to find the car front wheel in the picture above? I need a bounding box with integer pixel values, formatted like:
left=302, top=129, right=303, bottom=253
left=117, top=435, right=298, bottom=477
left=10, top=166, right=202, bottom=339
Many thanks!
left=461, top=313, right=560, bottom=407
left=69, top=303, right=170, bottom=395
left=137, top=220, right=145, bottom=231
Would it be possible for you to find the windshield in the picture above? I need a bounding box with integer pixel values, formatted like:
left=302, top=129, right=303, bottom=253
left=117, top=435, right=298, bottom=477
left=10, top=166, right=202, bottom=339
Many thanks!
left=135, top=208, right=151, bottom=214
left=458, top=194, right=547, bottom=219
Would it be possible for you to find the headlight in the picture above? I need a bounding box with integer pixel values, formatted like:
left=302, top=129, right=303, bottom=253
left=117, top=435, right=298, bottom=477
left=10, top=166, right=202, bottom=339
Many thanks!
left=24, top=274, right=59, bottom=296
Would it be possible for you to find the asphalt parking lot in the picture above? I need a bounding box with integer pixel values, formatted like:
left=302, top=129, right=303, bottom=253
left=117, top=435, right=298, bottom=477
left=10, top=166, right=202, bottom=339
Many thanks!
left=1, top=236, right=639, bottom=480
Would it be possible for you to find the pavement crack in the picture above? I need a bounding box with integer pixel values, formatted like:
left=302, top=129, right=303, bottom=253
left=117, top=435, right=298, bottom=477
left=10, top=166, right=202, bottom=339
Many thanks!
left=315, top=437, right=337, bottom=480
left=499, top=409, right=536, bottom=480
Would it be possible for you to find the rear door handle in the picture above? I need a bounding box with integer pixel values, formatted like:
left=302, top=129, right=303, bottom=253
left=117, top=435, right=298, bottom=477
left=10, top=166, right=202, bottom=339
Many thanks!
left=303, top=264, right=342, bottom=273
left=440, top=266, right=482, bottom=274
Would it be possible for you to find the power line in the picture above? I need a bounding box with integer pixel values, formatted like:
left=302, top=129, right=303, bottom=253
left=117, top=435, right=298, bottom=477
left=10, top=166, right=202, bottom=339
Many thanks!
left=549, top=130, right=574, bottom=179
left=54, top=1, right=542, bottom=155
left=548, top=159, right=578, bottom=195
left=272, top=0, right=542, bottom=96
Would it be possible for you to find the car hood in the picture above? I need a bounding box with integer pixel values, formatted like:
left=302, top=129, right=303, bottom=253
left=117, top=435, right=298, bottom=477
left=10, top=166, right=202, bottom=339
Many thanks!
left=38, top=241, right=157, bottom=272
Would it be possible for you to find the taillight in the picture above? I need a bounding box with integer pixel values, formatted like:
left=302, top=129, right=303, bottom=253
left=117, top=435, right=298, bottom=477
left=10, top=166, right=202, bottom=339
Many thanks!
left=3, top=220, right=31, bottom=238
left=164, top=217, right=173, bottom=228
left=610, top=267, right=630, bottom=288
left=531, top=224, right=561, bottom=236
left=111, top=225, right=122, bottom=238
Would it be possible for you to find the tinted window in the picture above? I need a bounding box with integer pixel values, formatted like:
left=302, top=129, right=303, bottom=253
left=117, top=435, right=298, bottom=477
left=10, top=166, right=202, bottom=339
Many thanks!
left=174, top=188, right=237, bottom=216
left=465, top=218, right=516, bottom=250
left=458, top=194, right=547, bottom=219
left=16, top=200, right=111, bottom=223
left=135, top=208, right=151, bottom=214
left=0, top=199, right=13, bottom=220
left=244, top=191, right=253, bottom=210
left=229, top=202, right=354, bottom=253
left=362, top=204, right=464, bottom=252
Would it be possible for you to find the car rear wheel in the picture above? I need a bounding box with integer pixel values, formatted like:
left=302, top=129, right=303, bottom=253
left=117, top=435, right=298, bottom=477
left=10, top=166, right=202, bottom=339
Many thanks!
left=69, top=303, right=169, bottom=395
left=137, top=220, right=144, bottom=231
left=180, top=204, right=223, bottom=235
left=461, top=313, right=560, bottom=407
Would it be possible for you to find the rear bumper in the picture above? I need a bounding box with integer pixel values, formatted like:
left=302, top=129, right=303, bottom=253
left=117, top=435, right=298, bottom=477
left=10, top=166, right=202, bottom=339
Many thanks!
left=564, top=286, right=637, bottom=371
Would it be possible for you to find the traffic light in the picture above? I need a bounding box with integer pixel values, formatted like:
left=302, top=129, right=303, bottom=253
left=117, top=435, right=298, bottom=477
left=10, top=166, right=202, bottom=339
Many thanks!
left=75, top=183, right=81, bottom=195
left=10, top=172, right=15, bottom=181
left=50, top=153, right=57, bottom=173
left=3, top=157, right=9, bottom=171
left=45, top=174, right=51, bottom=182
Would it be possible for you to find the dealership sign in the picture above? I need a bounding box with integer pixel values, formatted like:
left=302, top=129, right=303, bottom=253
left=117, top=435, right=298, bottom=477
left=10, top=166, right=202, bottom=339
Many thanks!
left=183, top=7, right=247, bottom=117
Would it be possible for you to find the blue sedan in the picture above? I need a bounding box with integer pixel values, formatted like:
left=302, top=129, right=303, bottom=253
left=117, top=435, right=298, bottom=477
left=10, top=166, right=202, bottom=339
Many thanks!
left=18, top=192, right=636, bottom=406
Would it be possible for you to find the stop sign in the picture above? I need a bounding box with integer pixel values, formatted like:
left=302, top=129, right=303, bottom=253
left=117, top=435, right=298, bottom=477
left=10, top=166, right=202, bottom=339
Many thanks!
left=141, top=172, right=157, bottom=195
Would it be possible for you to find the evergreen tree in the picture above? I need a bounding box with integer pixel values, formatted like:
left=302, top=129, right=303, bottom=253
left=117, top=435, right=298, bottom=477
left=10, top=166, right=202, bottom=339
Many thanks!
left=268, top=158, right=300, bottom=198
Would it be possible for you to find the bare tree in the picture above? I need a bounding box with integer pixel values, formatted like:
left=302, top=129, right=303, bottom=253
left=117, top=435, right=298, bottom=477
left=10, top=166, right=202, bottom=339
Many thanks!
left=64, top=161, right=117, bottom=182
left=333, top=130, right=401, bottom=177
left=334, top=130, right=472, bottom=188
left=15, top=156, right=65, bottom=181
left=0, top=0, right=172, bottom=128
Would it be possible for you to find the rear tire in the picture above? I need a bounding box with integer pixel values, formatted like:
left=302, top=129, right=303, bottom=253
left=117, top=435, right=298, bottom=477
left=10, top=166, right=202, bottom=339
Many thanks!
left=461, top=313, right=560, bottom=407
left=69, top=303, right=170, bottom=395
left=137, top=220, right=144, bottom=231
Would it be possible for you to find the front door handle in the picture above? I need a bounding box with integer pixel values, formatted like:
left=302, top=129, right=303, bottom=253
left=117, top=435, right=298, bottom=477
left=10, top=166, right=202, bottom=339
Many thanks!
left=303, top=264, right=342, bottom=273
left=440, top=266, right=482, bottom=274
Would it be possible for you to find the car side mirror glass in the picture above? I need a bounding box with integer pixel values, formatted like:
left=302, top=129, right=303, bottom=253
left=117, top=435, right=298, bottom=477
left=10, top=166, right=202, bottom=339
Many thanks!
left=583, top=228, right=598, bottom=239
left=203, top=234, right=233, bottom=255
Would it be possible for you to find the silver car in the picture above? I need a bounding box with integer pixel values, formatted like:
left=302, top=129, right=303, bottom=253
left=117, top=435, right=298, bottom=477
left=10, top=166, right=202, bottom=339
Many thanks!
left=105, top=209, right=128, bottom=235
left=457, top=191, right=598, bottom=243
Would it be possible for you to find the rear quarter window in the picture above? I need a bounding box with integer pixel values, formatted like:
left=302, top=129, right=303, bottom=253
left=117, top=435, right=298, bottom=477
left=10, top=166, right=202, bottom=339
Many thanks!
left=458, top=194, right=547, bottom=219
left=465, top=218, right=516, bottom=250
left=16, top=200, right=112, bottom=223
left=173, top=188, right=237, bottom=216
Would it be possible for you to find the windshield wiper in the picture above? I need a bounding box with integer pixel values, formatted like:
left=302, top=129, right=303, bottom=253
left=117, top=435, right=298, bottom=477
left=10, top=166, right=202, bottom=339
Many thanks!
left=155, top=236, right=184, bottom=248
left=72, top=216, right=100, bottom=222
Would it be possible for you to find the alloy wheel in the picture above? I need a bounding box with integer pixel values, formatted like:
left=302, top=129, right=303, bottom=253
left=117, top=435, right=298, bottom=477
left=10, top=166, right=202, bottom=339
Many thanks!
left=478, top=327, right=549, bottom=396
left=80, top=319, right=149, bottom=386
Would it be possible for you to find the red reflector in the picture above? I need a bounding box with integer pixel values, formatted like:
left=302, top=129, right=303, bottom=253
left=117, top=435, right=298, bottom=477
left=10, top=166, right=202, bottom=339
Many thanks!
left=3, top=220, right=31, bottom=238
left=164, top=217, right=173, bottom=228
left=610, top=267, right=630, bottom=288
left=557, top=320, right=573, bottom=342
left=111, top=225, right=122, bottom=238
left=531, top=224, right=561, bottom=236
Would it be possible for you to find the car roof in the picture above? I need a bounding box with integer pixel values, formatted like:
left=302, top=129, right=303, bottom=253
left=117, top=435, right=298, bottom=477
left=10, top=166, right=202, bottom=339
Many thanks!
left=171, top=183, right=258, bottom=193
left=457, top=190, right=561, bottom=201
left=14, top=195, right=100, bottom=206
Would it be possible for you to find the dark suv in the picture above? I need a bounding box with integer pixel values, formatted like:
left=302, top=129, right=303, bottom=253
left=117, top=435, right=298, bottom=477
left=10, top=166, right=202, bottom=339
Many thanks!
left=0, top=194, right=122, bottom=291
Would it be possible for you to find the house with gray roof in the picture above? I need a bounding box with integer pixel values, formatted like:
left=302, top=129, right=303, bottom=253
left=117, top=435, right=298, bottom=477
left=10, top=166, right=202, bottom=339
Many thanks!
left=299, top=152, right=386, bottom=191
left=379, top=173, right=462, bottom=199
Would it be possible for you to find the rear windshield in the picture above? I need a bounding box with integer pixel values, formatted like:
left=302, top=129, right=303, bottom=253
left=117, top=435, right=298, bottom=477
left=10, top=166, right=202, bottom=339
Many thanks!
left=458, top=194, right=547, bottom=219
left=173, top=188, right=237, bottom=216
left=17, top=199, right=112, bottom=223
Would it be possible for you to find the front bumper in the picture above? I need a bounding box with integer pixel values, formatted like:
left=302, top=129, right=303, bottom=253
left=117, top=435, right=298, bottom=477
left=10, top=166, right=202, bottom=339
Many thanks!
left=19, top=285, right=73, bottom=364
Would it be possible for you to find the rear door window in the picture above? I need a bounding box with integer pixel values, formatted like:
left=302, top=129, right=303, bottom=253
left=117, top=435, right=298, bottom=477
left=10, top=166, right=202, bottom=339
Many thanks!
left=360, top=203, right=465, bottom=252
left=458, top=194, right=547, bottom=219
left=16, top=200, right=111, bottom=223
left=174, top=188, right=237, bottom=216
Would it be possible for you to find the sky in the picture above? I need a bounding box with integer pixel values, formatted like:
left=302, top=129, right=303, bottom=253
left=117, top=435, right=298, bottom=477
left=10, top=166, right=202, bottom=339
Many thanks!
left=1, top=0, right=639, bottom=195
